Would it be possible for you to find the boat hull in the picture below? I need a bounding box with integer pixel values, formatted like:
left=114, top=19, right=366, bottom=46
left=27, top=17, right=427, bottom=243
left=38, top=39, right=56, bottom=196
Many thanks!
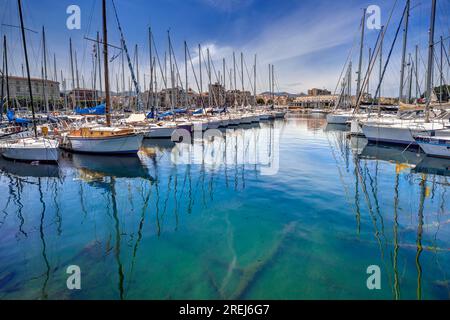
left=68, top=133, right=144, bottom=154
left=1, top=138, right=59, bottom=162
left=259, top=114, right=274, bottom=121
left=417, top=140, right=450, bottom=159
left=362, top=124, right=417, bottom=145
left=326, top=113, right=352, bottom=125
left=145, top=127, right=175, bottom=139
left=240, top=116, right=252, bottom=124
left=207, top=120, right=221, bottom=130
left=250, top=115, right=260, bottom=123
left=228, top=118, right=241, bottom=126
left=274, top=111, right=286, bottom=119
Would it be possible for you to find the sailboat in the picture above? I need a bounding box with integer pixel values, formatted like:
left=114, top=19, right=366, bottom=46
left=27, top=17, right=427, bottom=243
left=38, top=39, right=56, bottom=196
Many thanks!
left=66, top=0, right=143, bottom=155
left=0, top=0, right=59, bottom=162
left=415, top=129, right=450, bottom=159
left=362, top=0, right=449, bottom=146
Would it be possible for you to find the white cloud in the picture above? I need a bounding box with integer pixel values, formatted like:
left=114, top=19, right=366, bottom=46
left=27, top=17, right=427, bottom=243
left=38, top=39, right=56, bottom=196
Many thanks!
left=198, top=0, right=254, bottom=12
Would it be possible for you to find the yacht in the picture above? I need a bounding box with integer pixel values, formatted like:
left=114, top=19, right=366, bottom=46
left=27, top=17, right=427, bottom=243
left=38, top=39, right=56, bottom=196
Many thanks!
left=1, top=137, right=59, bottom=162
left=415, top=130, right=450, bottom=159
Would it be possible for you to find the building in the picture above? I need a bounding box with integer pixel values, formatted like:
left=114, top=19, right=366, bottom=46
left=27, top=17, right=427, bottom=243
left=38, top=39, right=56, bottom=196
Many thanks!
left=208, top=83, right=226, bottom=106
left=6, top=76, right=60, bottom=100
left=225, top=90, right=253, bottom=106
left=308, top=88, right=331, bottom=96
left=68, top=89, right=99, bottom=107
left=257, top=93, right=292, bottom=106
left=291, top=94, right=339, bottom=109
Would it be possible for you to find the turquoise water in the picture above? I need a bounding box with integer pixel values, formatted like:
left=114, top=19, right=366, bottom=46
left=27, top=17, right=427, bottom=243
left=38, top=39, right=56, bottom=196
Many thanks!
left=0, top=115, right=449, bottom=300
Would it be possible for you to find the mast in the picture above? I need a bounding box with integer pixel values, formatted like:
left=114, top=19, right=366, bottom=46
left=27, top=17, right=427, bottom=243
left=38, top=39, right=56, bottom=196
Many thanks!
left=207, top=48, right=211, bottom=108
left=1, top=53, right=4, bottom=121
left=61, top=70, right=68, bottom=110
left=425, top=0, right=436, bottom=123
left=439, top=36, right=443, bottom=104
left=199, top=44, right=203, bottom=109
left=53, top=54, right=57, bottom=109
left=17, top=0, right=37, bottom=137
left=253, top=54, right=257, bottom=109
left=69, top=38, right=76, bottom=109
left=153, top=58, right=158, bottom=111
left=149, top=28, right=153, bottom=111
left=53, top=54, right=57, bottom=82
left=168, top=31, right=174, bottom=116
left=42, top=26, right=49, bottom=113
left=75, top=51, right=80, bottom=89
left=121, top=39, right=125, bottom=98
left=102, top=0, right=111, bottom=126
left=378, top=26, right=383, bottom=112
left=399, top=0, right=410, bottom=103
left=184, top=41, right=188, bottom=108
left=415, top=45, right=419, bottom=100
left=241, top=52, right=244, bottom=107
left=348, top=62, right=352, bottom=108
left=97, top=31, right=103, bottom=99
left=92, top=44, right=98, bottom=102
left=233, top=52, right=237, bottom=109
left=407, top=54, right=413, bottom=103
left=223, top=58, right=226, bottom=107
left=367, top=47, right=372, bottom=96
left=136, top=44, right=139, bottom=93
left=135, top=43, right=140, bottom=111
left=268, top=64, right=271, bottom=105
left=3, top=36, right=10, bottom=113
left=272, top=64, right=275, bottom=105
left=356, top=8, right=366, bottom=101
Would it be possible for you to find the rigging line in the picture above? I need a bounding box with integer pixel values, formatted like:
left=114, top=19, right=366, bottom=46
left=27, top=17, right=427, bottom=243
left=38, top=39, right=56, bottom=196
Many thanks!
left=243, top=57, right=254, bottom=92
left=186, top=44, right=206, bottom=108
left=111, top=0, right=143, bottom=110
left=432, top=50, right=450, bottom=99
left=366, top=0, right=405, bottom=113
left=333, top=22, right=360, bottom=95
left=168, top=38, right=185, bottom=93
left=80, top=0, right=96, bottom=79
left=151, top=33, right=168, bottom=89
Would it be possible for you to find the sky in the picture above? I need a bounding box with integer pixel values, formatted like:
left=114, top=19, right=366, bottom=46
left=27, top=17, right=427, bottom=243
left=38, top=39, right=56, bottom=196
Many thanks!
left=0, top=0, right=449, bottom=97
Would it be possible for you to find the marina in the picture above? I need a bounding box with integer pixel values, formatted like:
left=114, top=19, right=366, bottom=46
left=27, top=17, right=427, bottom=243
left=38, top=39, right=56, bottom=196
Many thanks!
left=0, top=116, right=449, bottom=300
left=0, top=0, right=449, bottom=303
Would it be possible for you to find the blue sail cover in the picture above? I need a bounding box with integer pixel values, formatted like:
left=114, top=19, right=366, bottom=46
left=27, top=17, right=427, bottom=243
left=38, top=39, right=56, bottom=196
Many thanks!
left=6, top=110, right=31, bottom=124
left=6, top=110, right=15, bottom=122
left=193, top=108, right=204, bottom=115
left=147, top=108, right=187, bottom=119
left=213, top=107, right=227, bottom=114
left=75, top=104, right=106, bottom=115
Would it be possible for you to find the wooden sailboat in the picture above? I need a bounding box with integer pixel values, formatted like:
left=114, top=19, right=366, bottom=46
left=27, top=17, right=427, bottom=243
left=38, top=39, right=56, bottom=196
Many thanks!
left=1, top=0, right=59, bottom=163
left=66, top=0, right=143, bottom=155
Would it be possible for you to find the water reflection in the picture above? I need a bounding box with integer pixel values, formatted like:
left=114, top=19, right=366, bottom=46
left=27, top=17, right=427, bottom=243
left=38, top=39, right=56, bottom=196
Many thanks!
left=326, top=120, right=449, bottom=300
left=0, top=118, right=449, bottom=300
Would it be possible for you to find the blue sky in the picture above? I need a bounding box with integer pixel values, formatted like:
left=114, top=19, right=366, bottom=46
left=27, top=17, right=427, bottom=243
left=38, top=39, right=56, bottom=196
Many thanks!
left=1, top=0, right=449, bottom=96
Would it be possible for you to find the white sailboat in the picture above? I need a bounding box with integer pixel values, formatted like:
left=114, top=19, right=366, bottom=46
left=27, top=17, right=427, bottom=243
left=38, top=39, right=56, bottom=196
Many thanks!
left=0, top=0, right=59, bottom=163
left=416, top=131, right=450, bottom=159
left=1, top=137, right=59, bottom=162
left=326, top=111, right=354, bottom=125
left=145, top=122, right=177, bottom=139
left=362, top=120, right=446, bottom=145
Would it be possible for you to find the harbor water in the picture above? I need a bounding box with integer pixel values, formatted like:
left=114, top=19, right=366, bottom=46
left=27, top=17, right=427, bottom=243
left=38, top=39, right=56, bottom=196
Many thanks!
left=0, top=115, right=449, bottom=300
